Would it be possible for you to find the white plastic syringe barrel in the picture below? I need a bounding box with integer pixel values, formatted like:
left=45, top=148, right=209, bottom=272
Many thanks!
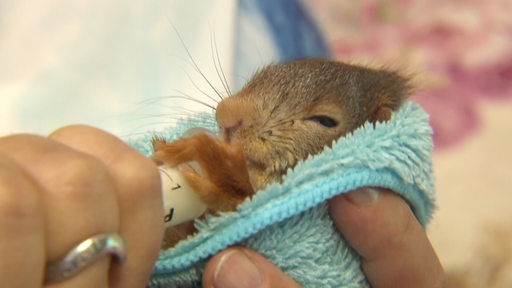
left=159, top=164, right=207, bottom=227
left=158, top=128, right=216, bottom=227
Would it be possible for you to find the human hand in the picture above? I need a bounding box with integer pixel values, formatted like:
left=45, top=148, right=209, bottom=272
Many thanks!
left=0, top=125, right=164, bottom=287
left=202, top=188, right=444, bottom=288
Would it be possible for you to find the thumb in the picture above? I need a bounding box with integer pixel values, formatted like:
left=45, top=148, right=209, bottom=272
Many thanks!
left=329, top=188, right=444, bottom=288
left=203, top=246, right=301, bottom=288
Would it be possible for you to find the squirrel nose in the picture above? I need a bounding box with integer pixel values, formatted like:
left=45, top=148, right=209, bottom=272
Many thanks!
left=216, top=98, right=251, bottom=143
left=221, top=120, right=242, bottom=143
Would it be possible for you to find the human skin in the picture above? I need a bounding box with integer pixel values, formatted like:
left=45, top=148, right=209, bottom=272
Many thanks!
left=0, top=125, right=163, bottom=288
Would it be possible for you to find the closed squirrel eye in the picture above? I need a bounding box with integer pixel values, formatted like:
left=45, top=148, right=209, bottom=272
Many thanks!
left=306, top=116, right=338, bottom=128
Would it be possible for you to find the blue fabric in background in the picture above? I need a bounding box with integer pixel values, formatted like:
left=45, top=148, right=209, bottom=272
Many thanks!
left=233, top=0, right=331, bottom=89
left=242, top=0, right=331, bottom=60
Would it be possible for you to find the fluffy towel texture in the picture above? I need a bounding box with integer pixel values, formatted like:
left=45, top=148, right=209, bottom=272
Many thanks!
left=128, top=101, right=435, bottom=287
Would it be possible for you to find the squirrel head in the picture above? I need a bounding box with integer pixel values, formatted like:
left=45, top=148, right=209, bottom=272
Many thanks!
left=216, top=59, right=411, bottom=191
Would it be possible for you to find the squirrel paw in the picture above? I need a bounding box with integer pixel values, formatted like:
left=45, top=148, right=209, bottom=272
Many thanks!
left=152, top=133, right=254, bottom=212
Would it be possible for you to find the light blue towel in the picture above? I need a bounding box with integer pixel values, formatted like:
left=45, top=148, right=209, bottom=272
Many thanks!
left=128, top=101, right=435, bottom=287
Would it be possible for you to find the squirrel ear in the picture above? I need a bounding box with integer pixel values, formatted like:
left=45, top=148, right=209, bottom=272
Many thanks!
left=361, top=68, right=411, bottom=124
left=369, top=106, right=394, bottom=123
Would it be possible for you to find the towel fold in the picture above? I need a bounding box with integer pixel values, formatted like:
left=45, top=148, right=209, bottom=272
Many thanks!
left=128, top=101, right=435, bottom=288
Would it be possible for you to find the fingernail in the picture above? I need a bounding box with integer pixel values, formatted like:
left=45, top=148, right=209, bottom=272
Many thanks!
left=345, top=188, right=380, bottom=206
left=214, top=250, right=262, bottom=288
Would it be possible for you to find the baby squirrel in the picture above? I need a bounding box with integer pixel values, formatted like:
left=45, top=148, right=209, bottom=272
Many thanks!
left=152, top=58, right=410, bottom=246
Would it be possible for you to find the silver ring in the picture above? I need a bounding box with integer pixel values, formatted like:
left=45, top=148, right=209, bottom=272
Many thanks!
left=44, top=233, right=126, bottom=284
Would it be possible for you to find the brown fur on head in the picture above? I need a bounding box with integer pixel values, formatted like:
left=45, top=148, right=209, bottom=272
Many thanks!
left=153, top=59, right=411, bottom=247
left=216, top=59, right=411, bottom=192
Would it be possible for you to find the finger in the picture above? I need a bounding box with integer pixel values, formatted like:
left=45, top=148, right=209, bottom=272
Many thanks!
left=0, top=134, right=119, bottom=288
left=203, top=246, right=301, bottom=288
left=0, top=154, right=45, bottom=287
left=328, top=188, right=444, bottom=288
left=49, top=125, right=163, bottom=288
